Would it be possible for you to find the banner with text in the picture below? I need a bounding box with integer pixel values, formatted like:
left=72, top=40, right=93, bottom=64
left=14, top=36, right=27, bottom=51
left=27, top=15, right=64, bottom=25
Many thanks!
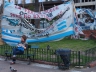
left=4, top=1, right=72, bottom=21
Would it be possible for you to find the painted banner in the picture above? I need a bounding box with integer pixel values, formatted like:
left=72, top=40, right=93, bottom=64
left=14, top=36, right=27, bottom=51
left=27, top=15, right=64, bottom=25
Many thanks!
left=85, top=9, right=96, bottom=20
left=1, top=0, right=75, bottom=45
left=72, top=2, right=84, bottom=39
left=3, top=1, right=72, bottom=21
left=76, top=8, right=96, bottom=20
left=76, top=8, right=84, bottom=14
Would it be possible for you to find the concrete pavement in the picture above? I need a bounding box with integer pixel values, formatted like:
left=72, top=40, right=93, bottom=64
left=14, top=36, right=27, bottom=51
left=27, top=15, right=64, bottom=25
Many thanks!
left=0, top=57, right=96, bottom=72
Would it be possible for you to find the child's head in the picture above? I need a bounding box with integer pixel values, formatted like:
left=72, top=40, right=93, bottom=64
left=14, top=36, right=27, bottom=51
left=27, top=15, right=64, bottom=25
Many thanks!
left=21, top=35, right=27, bottom=42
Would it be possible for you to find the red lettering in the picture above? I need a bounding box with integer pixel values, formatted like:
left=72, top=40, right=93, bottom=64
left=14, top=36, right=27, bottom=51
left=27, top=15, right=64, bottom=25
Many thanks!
left=49, top=8, right=52, bottom=13
left=55, top=6, right=59, bottom=10
left=10, top=13, right=22, bottom=18
left=45, top=10, right=48, bottom=13
left=10, top=13, right=15, bottom=17
left=33, top=15, right=37, bottom=18
left=18, top=6, right=21, bottom=10
left=24, top=14, right=31, bottom=18
left=28, top=10, right=33, bottom=14
left=36, top=14, right=40, bottom=18
left=25, top=9, right=33, bottom=14
left=27, top=15, right=31, bottom=18
left=24, top=14, right=27, bottom=18
left=49, top=9, right=52, bottom=13
left=15, top=14, right=22, bottom=18
left=15, top=5, right=21, bottom=10
left=25, top=9, right=28, bottom=12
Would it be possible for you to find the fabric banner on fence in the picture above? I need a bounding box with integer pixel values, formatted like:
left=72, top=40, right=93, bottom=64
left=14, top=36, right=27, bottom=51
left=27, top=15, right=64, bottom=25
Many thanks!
left=76, top=8, right=96, bottom=20
left=1, top=0, right=75, bottom=46
left=3, top=1, right=72, bottom=21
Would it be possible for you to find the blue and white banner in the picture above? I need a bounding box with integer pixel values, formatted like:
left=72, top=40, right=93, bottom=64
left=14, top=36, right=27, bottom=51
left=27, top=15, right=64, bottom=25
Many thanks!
left=85, top=9, right=96, bottom=20
left=3, top=1, right=73, bottom=21
left=1, top=0, right=74, bottom=46
left=76, top=8, right=96, bottom=20
left=76, top=8, right=84, bottom=14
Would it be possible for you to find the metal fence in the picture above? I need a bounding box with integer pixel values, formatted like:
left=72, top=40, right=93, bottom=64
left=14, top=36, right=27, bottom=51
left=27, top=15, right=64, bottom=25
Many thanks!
left=0, top=45, right=96, bottom=66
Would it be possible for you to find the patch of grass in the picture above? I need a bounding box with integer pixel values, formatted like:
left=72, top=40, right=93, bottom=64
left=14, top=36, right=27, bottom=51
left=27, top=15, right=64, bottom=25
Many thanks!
left=30, top=37, right=96, bottom=51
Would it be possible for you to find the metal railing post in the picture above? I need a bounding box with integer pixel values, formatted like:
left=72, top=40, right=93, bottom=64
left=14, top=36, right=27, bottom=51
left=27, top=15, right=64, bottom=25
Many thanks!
left=78, top=51, right=81, bottom=67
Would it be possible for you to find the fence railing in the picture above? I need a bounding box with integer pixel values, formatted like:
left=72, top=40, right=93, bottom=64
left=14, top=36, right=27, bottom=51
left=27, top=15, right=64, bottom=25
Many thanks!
left=0, top=45, right=96, bottom=66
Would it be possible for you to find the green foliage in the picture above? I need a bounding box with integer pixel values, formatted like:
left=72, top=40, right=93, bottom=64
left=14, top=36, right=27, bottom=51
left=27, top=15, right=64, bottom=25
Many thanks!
left=27, top=5, right=34, bottom=10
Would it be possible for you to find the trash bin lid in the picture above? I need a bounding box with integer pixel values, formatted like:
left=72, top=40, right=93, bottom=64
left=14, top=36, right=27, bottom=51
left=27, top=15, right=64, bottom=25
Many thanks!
left=56, top=49, right=71, bottom=55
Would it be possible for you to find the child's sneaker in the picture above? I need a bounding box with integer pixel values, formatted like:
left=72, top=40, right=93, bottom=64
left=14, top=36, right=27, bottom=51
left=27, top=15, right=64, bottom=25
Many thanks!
left=10, top=62, right=15, bottom=65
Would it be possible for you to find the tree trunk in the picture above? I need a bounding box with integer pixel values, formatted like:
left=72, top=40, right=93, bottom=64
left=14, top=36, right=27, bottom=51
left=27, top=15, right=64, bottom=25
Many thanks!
left=34, top=0, right=40, bottom=28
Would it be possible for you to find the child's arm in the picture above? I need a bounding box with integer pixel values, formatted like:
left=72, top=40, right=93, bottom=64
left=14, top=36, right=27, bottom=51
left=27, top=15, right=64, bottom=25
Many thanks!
left=20, top=44, right=27, bottom=49
left=22, top=45, right=26, bottom=49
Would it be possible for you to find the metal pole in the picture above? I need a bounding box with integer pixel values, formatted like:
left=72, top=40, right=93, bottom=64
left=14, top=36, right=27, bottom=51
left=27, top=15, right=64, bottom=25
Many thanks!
left=78, top=51, right=81, bottom=67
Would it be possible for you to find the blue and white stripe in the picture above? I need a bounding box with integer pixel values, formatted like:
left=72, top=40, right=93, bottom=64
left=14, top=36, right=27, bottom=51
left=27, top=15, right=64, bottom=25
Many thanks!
left=57, top=20, right=66, bottom=31
left=2, top=26, right=74, bottom=46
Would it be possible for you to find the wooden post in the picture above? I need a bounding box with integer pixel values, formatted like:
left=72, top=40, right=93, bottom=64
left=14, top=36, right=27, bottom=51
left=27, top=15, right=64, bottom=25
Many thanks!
left=34, top=0, right=40, bottom=28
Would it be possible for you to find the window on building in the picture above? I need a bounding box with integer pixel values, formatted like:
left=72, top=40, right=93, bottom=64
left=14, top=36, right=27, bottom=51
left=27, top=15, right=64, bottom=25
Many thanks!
left=76, top=6, right=80, bottom=8
left=82, top=0, right=84, bottom=2
left=92, top=0, right=95, bottom=1
left=74, top=0, right=78, bottom=3
left=85, top=0, right=87, bottom=2
left=89, top=0, right=91, bottom=2
left=82, top=5, right=95, bottom=10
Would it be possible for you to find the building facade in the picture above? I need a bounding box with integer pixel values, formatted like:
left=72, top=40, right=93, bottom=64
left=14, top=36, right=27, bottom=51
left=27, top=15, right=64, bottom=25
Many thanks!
left=44, top=0, right=96, bottom=11
left=0, top=0, right=96, bottom=11
left=74, top=0, right=96, bottom=11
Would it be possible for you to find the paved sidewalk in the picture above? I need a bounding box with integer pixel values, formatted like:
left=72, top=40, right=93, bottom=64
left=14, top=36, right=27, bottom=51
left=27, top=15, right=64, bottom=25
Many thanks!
left=0, top=57, right=96, bottom=72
